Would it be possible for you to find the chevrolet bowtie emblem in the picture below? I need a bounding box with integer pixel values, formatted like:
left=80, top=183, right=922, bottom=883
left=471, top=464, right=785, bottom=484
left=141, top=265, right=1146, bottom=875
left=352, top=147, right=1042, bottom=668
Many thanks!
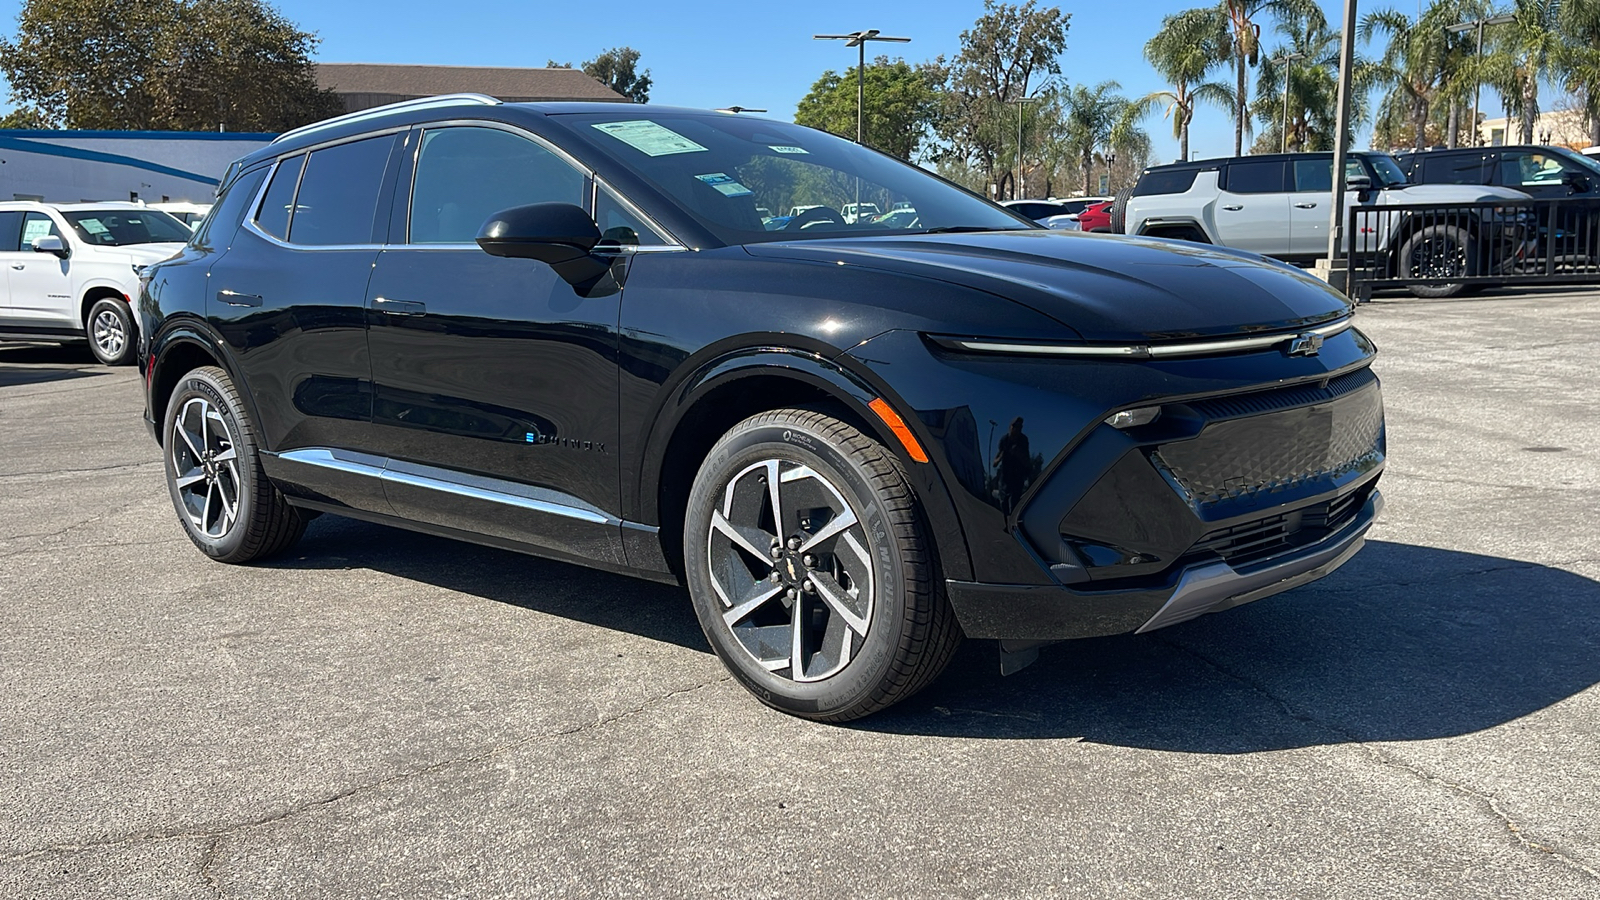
left=1287, top=332, right=1325, bottom=357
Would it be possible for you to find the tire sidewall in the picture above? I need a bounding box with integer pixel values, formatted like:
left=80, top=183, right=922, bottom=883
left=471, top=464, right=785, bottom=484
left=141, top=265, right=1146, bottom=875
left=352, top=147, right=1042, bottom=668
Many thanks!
left=685, top=416, right=912, bottom=717
left=162, top=369, right=258, bottom=560
left=1401, top=225, right=1471, bottom=298
left=86, top=298, right=136, bottom=366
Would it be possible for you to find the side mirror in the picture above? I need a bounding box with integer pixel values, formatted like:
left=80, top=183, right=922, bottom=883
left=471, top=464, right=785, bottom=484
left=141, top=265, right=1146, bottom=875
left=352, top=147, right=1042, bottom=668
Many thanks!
left=1344, top=174, right=1372, bottom=192
left=476, top=202, right=601, bottom=265
left=31, top=235, right=68, bottom=259
left=1563, top=170, right=1592, bottom=193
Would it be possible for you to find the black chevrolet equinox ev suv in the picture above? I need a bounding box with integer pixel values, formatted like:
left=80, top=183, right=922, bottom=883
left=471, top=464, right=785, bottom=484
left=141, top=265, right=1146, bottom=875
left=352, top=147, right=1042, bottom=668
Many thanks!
left=139, top=95, right=1385, bottom=720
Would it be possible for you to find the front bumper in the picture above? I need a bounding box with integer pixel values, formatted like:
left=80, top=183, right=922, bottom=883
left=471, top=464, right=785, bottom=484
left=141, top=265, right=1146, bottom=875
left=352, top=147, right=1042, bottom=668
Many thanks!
left=947, top=489, right=1381, bottom=639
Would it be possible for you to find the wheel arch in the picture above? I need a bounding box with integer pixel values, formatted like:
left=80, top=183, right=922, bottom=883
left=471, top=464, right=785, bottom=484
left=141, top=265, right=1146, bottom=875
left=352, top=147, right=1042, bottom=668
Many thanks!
left=147, top=319, right=257, bottom=448
left=641, top=346, right=973, bottom=583
left=79, top=283, right=131, bottom=330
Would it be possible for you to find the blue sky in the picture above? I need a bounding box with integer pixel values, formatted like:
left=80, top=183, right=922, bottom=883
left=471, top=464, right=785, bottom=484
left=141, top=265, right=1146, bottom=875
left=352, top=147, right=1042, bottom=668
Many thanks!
left=0, top=0, right=1502, bottom=161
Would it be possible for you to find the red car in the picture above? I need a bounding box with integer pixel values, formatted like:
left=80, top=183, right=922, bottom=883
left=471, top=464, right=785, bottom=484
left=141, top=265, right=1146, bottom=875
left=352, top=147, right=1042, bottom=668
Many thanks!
left=1077, top=200, right=1113, bottom=233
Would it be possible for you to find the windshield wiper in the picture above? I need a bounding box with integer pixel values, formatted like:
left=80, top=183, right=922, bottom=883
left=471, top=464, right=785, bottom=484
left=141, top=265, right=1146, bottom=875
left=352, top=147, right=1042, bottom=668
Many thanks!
left=919, top=225, right=1029, bottom=234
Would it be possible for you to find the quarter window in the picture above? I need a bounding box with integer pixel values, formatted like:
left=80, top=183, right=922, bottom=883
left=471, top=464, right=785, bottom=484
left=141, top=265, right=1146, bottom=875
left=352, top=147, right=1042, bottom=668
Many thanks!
left=289, top=135, right=396, bottom=246
left=1423, top=155, right=1489, bottom=185
left=0, top=211, right=23, bottom=252
left=255, top=154, right=305, bottom=240
left=1132, top=168, right=1201, bottom=196
left=596, top=185, right=667, bottom=246
left=196, top=167, right=269, bottom=250
left=409, top=126, right=586, bottom=244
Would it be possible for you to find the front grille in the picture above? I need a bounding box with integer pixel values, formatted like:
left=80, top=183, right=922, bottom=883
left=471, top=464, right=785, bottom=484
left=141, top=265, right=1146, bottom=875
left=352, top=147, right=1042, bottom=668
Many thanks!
left=1152, top=379, right=1384, bottom=510
left=1190, top=487, right=1370, bottom=567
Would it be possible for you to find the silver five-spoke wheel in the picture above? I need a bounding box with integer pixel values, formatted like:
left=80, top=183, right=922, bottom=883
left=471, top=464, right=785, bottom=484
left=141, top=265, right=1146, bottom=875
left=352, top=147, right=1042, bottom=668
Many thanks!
left=171, top=397, right=242, bottom=539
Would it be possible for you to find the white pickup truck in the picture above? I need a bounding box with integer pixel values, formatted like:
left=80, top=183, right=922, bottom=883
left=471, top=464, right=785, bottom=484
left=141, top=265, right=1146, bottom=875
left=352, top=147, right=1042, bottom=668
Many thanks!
left=0, top=202, right=191, bottom=364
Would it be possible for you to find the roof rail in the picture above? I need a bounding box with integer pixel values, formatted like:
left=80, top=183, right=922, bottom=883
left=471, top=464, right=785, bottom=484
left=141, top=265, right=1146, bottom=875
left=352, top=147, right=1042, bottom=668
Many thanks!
left=272, top=93, right=502, bottom=145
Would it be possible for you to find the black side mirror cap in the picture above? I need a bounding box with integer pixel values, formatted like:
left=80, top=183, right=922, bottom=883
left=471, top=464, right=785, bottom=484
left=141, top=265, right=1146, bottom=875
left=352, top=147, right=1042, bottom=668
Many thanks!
left=476, top=202, right=602, bottom=265
left=1344, top=175, right=1373, bottom=191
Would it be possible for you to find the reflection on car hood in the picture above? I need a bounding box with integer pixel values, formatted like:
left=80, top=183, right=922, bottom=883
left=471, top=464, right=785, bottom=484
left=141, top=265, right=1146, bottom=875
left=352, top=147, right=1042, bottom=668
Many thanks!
left=1386, top=183, right=1531, bottom=202
left=743, top=230, right=1352, bottom=342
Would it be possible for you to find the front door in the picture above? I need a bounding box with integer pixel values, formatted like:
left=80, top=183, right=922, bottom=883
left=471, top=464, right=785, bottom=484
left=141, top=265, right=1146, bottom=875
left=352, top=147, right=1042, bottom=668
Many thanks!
left=1214, top=159, right=1290, bottom=256
left=4, top=212, right=76, bottom=328
left=1289, top=157, right=1372, bottom=257
left=363, top=123, right=628, bottom=565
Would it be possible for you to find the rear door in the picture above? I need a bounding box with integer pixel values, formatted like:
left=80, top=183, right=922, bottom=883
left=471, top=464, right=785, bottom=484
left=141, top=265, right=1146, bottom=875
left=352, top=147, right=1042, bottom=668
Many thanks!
left=0, top=211, right=24, bottom=315
left=1214, top=159, right=1290, bottom=255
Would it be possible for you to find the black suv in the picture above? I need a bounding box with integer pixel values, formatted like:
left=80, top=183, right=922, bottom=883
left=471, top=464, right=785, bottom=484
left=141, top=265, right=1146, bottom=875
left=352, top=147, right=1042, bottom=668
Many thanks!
left=1394, top=144, right=1600, bottom=198
left=140, top=95, right=1385, bottom=720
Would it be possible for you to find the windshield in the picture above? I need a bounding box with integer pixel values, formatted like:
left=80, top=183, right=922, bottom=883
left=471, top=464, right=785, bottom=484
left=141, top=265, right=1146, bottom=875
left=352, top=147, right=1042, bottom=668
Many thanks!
left=62, top=209, right=193, bottom=246
left=560, top=113, right=1036, bottom=244
left=1550, top=146, right=1600, bottom=177
left=1363, top=154, right=1410, bottom=187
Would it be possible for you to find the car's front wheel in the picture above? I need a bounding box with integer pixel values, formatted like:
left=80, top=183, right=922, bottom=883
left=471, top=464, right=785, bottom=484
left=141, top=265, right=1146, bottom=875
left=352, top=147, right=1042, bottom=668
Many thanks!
left=684, top=408, right=961, bottom=721
left=163, top=366, right=307, bottom=563
left=85, top=298, right=136, bottom=366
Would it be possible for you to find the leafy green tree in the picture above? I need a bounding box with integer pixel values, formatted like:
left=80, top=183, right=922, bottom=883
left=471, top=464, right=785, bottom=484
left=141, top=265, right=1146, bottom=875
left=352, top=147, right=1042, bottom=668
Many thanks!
left=0, top=106, right=53, bottom=129
left=1361, top=1, right=1489, bottom=151
left=0, top=0, right=340, bottom=131
left=1556, top=0, right=1600, bottom=145
left=1054, top=81, right=1150, bottom=194
left=1220, top=0, right=1325, bottom=156
left=1142, top=7, right=1235, bottom=162
left=931, top=0, right=1071, bottom=196
left=583, top=47, right=651, bottom=104
left=1483, top=0, right=1566, bottom=144
left=1250, top=10, right=1355, bottom=152
left=794, top=57, right=938, bottom=160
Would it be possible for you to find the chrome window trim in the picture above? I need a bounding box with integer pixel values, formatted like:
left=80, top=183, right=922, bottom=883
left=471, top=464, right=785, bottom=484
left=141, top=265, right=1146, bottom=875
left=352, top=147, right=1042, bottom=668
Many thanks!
left=243, top=131, right=403, bottom=252
left=936, top=317, right=1354, bottom=359
left=592, top=173, right=682, bottom=249
left=271, top=94, right=501, bottom=145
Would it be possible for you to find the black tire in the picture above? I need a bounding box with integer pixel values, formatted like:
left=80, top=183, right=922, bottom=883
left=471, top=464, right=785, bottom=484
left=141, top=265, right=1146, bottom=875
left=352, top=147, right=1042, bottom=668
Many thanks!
left=1109, top=187, right=1133, bottom=235
left=683, top=408, right=961, bottom=721
left=85, top=298, right=136, bottom=366
left=1398, top=224, right=1474, bottom=298
left=162, top=366, right=306, bottom=563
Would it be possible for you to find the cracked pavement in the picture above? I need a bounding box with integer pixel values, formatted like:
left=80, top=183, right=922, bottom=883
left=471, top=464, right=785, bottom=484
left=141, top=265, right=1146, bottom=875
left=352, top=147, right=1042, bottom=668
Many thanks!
left=2, top=287, right=1598, bottom=898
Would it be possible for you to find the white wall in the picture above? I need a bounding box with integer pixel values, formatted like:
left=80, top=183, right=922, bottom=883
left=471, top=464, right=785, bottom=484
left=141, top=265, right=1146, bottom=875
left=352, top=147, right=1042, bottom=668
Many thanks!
left=0, top=131, right=274, bottom=203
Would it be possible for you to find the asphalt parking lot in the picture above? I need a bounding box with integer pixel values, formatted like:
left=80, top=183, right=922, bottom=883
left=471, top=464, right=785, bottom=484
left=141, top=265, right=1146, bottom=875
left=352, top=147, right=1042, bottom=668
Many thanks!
left=2, top=287, right=1598, bottom=898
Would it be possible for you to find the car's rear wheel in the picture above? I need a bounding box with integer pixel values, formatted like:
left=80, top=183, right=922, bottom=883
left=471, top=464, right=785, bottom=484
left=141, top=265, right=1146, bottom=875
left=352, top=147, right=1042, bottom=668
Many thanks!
left=1400, top=224, right=1475, bottom=298
left=163, top=366, right=306, bottom=563
left=684, top=408, right=961, bottom=721
left=1109, top=187, right=1133, bottom=234
left=86, top=298, right=136, bottom=366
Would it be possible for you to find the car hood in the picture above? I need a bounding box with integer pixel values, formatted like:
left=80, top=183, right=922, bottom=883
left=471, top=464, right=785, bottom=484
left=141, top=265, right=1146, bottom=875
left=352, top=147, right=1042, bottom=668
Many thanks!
left=743, top=230, right=1352, bottom=342
left=1385, top=183, right=1531, bottom=202
left=111, top=243, right=188, bottom=266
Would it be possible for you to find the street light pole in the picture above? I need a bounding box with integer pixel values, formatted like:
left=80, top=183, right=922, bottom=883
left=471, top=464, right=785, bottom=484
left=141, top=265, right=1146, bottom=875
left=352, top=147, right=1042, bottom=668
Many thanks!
left=1278, top=52, right=1307, bottom=152
left=1448, top=14, right=1515, bottom=147
left=1005, top=96, right=1041, bottom=199
left=814, top=30, right=912, bottom=145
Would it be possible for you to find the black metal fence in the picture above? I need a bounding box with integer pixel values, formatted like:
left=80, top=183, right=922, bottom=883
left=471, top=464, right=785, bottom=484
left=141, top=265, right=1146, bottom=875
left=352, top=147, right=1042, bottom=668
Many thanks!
left=1346, top=196, right=1600, bottom=298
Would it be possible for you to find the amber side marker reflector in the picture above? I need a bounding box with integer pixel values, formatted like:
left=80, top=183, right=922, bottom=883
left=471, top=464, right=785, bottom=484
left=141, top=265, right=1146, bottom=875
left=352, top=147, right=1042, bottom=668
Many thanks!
left=868, top=397, right=929, bottom=464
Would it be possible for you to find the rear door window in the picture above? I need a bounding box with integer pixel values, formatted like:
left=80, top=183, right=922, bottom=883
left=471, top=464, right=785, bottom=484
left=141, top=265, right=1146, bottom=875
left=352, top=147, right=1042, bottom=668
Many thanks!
left=1423, top=154, right=1489, bottom=185
left=1223, top=160, right=1287, bottom=194
left=289, top=135, right=396, bottom=246
left=408, top=126, right=586, bottom=244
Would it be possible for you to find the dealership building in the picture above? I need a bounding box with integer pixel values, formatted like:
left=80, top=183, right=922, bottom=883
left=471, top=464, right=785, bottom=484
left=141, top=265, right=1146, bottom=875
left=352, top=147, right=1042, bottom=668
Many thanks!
left=0, top=65, right=626, bottom=204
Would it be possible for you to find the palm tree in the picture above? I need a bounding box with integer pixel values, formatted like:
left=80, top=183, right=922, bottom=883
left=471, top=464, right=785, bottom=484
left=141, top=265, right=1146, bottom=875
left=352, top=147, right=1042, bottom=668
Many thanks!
left=1483, top=0, right=1566, bottom=144
left=1361, top=1, right=1490, bottom=151
left=1142, top=7, right=1235, bottom=161
left=1252, top=12, right=1344, bottom=152
left=1558, top=0, right=1600, bottom=145
left=1220, top=0, right=1325, bottom=156
left=1057, top=81, right=1149, bottom=194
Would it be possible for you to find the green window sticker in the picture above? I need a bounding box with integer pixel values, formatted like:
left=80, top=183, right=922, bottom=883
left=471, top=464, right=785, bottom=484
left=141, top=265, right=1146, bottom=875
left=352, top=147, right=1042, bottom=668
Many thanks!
left=769, top=145, right=809, bottom=155
left=694, top=173, right=754, bottom=197
left=591, top=120, right=708, bottom=157
left=78, top=218, right=111, bottom=235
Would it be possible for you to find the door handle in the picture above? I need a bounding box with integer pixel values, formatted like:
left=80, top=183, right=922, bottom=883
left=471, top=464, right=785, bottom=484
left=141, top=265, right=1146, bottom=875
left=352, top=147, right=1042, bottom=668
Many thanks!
left=1294, top=202, right=1318, bottom=209
left=9, top=264, right=24, bottom=270
left=373, top=297, right=426, bottom=315
left=1222, top=204, right=1244, bottom=211
left=216, top=290, right=263, bottom=307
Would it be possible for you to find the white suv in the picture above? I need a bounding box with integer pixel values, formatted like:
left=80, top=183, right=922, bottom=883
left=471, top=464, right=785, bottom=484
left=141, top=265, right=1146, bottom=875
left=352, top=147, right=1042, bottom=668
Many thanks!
left=0, top=202, right=191, bottom=364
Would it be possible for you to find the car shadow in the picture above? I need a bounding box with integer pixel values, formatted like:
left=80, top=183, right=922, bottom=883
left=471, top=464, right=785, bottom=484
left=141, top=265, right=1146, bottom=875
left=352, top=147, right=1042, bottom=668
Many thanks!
left=269, top=514, right=708, bottom=652
left=0, top=343, right=100, bottom=387
left=863, top=540, right=1600, bottom=750
left=259, top=521, right=1600, bottom=751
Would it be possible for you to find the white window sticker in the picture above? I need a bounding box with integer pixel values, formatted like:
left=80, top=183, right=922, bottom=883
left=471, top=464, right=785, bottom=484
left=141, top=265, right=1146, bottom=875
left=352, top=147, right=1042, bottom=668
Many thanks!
left=78, top=218, right=110, bottom=235
left=694, top=173, right=754, bottom=198
left=591, top=120, right=708, bottom=157
left=21, top=219, right=54, bottom=243
left=769, top=145, right=809, bottom=155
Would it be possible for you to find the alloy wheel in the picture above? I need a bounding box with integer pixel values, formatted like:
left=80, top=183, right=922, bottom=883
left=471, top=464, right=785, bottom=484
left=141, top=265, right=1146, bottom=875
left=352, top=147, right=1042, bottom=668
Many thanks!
left=1410, top=237, right=1466, bottom=280
left=170, top=397, right=242, bottom=539
left=92, top=308, right=127, bottom=359
left=706, top=459, right=875, bottom=683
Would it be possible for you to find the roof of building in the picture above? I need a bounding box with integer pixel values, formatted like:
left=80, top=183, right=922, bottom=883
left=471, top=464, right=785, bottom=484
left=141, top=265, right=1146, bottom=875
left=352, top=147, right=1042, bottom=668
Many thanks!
left=315, top=63, right=630, bottom=103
